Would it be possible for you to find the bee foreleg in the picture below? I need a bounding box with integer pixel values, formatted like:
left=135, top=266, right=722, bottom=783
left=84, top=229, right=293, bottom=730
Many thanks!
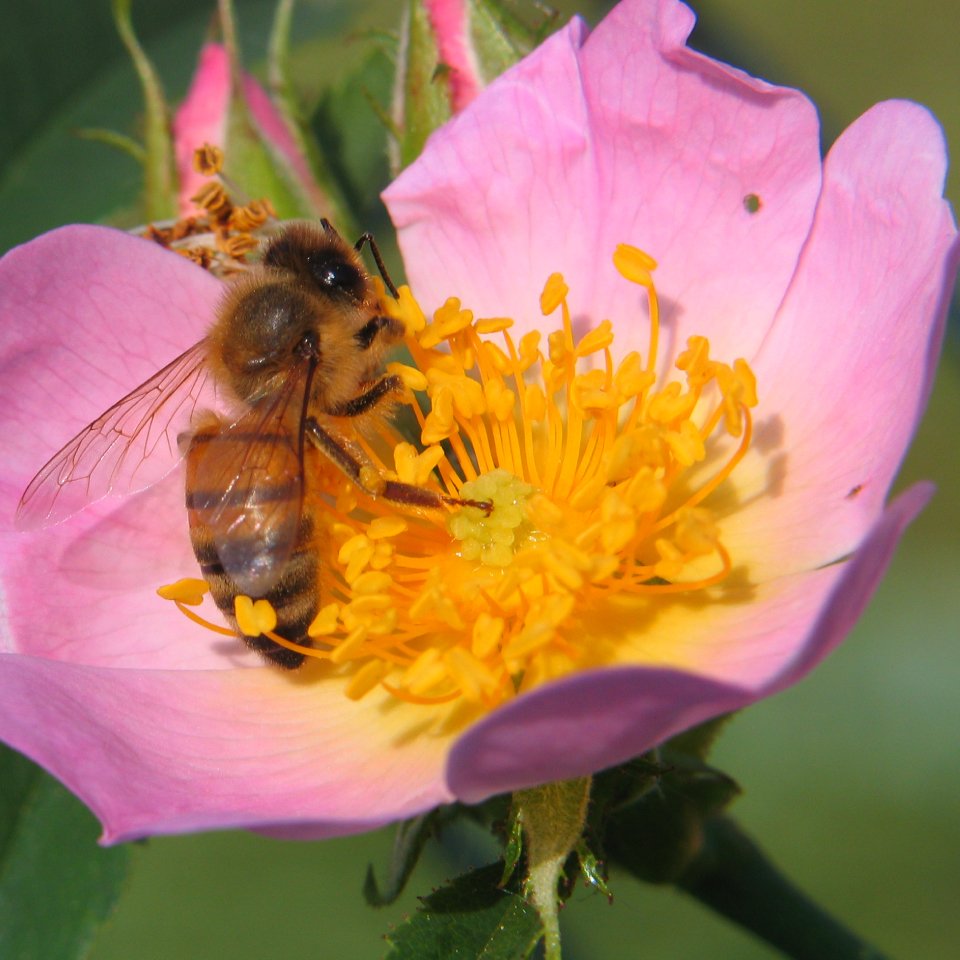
left=354, top=315, right=405, bottom=350
left=327, top=374, right=403, bottom=418
left=303, top=418, right=491, bottom=515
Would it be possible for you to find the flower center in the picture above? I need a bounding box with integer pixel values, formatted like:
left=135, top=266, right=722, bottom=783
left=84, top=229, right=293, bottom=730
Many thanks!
left=160, top=245, right=757, bottom=708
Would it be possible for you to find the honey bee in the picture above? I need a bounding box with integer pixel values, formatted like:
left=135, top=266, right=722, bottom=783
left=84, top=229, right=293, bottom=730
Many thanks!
left=17, top=220, right=485, bottom=668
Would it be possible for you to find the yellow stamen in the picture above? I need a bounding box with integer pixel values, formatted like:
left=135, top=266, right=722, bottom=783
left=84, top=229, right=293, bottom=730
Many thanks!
left=159, top=242, right=758, bottom=710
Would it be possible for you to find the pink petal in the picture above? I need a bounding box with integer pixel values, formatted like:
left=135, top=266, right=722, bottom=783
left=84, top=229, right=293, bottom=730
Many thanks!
left=0, top=226, right=226, bottom=669
left=385, top=0, right=822, bottom=368
left=0, top=657, right=453, bottom=842
left=172, top=44, right=232, bottom=218
left=446, top=484, right=929, bottom=801
left=725, top=101, right=958, bottom=575
left=0, top=227, right=455, bottom=838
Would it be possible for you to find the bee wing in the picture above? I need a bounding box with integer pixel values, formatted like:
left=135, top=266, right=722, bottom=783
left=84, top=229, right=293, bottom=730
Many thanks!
left=190, top=358, right=311, bottom=597
left=16, top=340, right=218, bottom=529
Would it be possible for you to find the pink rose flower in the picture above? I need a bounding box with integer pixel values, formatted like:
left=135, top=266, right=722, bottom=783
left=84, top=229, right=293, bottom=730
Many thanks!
left=0, top=0, right=955, bottom=842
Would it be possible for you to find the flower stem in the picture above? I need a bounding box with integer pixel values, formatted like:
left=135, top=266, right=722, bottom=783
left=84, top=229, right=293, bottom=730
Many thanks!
left=677, top=816, right=891, bottom=960
left=513, top=776, right=592, bottom=960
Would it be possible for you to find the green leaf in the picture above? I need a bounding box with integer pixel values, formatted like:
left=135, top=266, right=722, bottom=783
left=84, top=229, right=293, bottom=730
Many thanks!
left=0, top=745, right=132, bottom=960
left=111, top=0, right=177, bottom=221
left=310, top=43, right=396, bottom=235
left=384, top=863, right=542, bottom=960
left=662, top=712, right=737, bottom=761
left=364, top=810, right=441, bottom=907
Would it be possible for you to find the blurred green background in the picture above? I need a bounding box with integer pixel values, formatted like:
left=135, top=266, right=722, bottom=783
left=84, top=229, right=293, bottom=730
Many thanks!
left=1, top=1, right=957, bottom=957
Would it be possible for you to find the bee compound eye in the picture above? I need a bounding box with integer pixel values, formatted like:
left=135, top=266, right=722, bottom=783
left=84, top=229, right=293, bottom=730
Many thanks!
left=307, top=256, right=362, bottom=296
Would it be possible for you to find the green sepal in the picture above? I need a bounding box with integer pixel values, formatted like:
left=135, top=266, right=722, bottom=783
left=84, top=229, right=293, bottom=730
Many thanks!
left=601, top=752, right=741, bottom=885
left=499, top=803, right=525, bottom=887
left=468, top=0, right=561, bottom=83
left=363, top=809, right=445, bottom=907
left=663, top=712, right=738, bottom=761
left=393, top=0, right=455, bottom=171
left=384, top=862, right=542, bottom=960
left=0, top=745, right=132, bottom=960
left=110, top=0, right=176, bottom=221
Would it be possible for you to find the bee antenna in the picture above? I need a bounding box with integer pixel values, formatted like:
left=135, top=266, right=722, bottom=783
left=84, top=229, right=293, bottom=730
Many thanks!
left=354, top=232, right=400, bottom=300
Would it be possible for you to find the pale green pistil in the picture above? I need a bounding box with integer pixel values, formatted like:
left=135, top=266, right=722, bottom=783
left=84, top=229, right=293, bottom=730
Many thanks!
left=448, top=469, right=536, bottom=566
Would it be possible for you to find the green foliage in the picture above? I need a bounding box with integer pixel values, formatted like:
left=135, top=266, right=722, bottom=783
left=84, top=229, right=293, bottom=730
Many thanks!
left=364, top=810, right=446, bottom=907
left=384, top=863, right=542, bottom=960
left=0, top=745, right=131, bottom=960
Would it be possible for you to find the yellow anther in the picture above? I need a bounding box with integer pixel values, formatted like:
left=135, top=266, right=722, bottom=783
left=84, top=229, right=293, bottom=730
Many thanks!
left=664, top=419, right=707, bottom=466
left=471, top=612, right=505, bottom=659
left=368, top=516, right=408, bottom=539
left=615, top=352, right=655, bottom=398
left=350, top=571, right=394, bottom=596
left=192, top=142, right=224, bottom=175
left=421, top=298, right=474, bottom=348
left=157, top=578, right=209, bottom=605
left=234, top=596, right=278, bottom=637
left=676, top=336, right=715, bottom=388
left=421, top=386, right=455, bottom=444
left=387, top=285, right=427, bottom=333
left=339, top=534, right=374, bottom=582
left=308, top=603, right=340, bottom=637
left=480, top=339, right=512, bottom=374
left=330, top=625, right=368, bottom=664
left=518, top=331, right=542, bottom=371
left=485, top=378, right=516, bottom=421
left=540, top=273, right=569, bottom=315
left=674, top=508, right=720, bottom=556
left=613, top=244, right=657, bottom=285
left=575, top=321, right=614, bottom=357
left=600, top=491, right=636, bottom=553
left=344, top=660, right=389, bottom=700
left=647, top=382, right=697, bottom=424
left=476, top=316, right=514, bottom=334
left=443, top=647, right=499, bottom=703
left=387, top=362, right=428, bottom=392
left=623, top=467, right=668, bottom=513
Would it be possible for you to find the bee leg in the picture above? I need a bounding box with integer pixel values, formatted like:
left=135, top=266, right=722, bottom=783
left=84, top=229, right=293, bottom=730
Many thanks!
left=354, top=315, right=405, bottom=351
left=327, top=374, right=403, bottom=418
left=303, top=418, right=492, bottom=515
left=353, top=232, right=399, bottom=299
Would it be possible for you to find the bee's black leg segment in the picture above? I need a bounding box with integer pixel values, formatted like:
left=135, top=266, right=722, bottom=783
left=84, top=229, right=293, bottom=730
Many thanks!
left=303, top=418, right=492, bottom=515
left=354, top=232, right=399, bottom=299
left=304, top=418, right=364, bottom=484
left=354, top=315, right=405, bottom=350
left=327, top=374, right=403, bottom=418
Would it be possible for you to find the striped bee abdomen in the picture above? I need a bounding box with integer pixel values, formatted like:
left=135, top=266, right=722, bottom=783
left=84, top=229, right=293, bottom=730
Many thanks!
left=185, top=421, right=319, bottom=669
